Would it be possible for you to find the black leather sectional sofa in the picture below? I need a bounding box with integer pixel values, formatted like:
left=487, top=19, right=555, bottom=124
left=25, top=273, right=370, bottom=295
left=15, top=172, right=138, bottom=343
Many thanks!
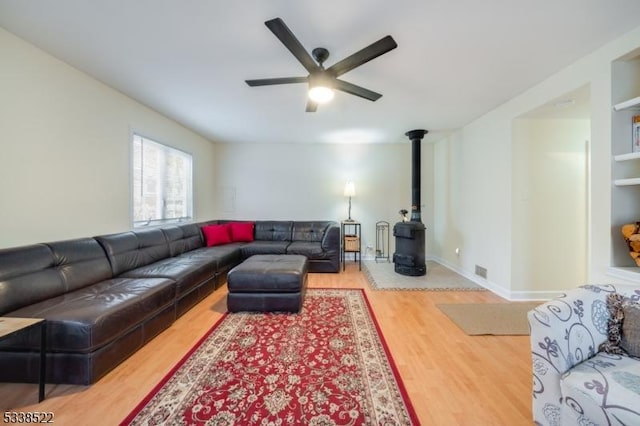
left=0, top=220, right=339, bottom=385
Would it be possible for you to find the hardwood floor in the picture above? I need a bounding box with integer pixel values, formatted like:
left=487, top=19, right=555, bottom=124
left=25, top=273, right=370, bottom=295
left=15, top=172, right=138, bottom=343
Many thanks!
left=0, top=264, right=534, bottom=425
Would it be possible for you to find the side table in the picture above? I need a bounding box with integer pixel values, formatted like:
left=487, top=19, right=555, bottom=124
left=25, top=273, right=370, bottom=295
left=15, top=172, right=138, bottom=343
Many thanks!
left=341, top=220, right=361, bottom=271
left=0, top=317, right=46, bottom=402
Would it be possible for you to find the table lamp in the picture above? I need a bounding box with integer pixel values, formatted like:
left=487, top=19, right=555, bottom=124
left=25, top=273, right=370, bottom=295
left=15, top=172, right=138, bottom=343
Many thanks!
left=344, top=181, right=356, bottom=221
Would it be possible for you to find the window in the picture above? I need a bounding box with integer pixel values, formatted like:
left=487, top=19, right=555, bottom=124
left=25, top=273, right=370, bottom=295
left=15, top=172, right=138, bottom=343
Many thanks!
left=132, top=134, right=193, bottom=227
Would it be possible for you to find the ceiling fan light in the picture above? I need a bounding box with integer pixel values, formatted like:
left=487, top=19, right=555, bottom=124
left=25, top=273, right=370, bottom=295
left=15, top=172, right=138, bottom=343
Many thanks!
left=308, top=86, right=334, bottom=103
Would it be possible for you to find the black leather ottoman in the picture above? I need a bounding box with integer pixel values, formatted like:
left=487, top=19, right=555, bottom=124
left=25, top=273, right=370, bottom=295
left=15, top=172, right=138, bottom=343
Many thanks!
left=226, top=254, right=308, bottom=312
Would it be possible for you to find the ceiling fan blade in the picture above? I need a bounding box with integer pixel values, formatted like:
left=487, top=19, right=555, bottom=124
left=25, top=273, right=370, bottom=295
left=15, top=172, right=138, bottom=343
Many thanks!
left=334, top=79, right=382, bottom=101
left=265, top=18, right=318, bottom=74
left=305, top=99, right=318, bottom=112
left=327, top=35, right=397, bottom=77
left=245, top=77, right=308, bottom=87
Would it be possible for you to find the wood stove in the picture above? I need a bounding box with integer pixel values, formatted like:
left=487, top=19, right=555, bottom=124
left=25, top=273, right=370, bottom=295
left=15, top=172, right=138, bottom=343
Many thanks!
left=393, top=129, right=427, bottom=276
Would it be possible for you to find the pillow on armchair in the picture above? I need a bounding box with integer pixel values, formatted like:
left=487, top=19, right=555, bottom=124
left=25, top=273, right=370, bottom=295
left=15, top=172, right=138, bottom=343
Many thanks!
left=600, top=292, right=640, bottom=357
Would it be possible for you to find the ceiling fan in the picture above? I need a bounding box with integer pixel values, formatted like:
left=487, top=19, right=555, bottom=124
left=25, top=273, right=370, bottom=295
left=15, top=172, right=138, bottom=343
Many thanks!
left=245, top=18, right=398, bottom=112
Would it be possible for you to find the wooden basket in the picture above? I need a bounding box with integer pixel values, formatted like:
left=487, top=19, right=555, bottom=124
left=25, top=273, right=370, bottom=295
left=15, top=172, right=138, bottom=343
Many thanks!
left=344, top=235, right=359, bottom=251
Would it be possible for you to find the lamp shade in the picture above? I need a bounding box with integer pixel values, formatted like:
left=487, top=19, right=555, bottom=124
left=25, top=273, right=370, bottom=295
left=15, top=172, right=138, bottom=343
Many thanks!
left=308, top=73, right=335, bottom=104
left=344, top=181, right=356, bottom=197
left=308, top=86, right=334, bottom=103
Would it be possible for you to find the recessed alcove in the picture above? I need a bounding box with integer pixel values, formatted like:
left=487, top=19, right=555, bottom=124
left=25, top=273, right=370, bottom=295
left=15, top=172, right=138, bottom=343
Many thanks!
left=511, top=85, right=590, bottom=292
left=610, top=48, right=640, bottom=280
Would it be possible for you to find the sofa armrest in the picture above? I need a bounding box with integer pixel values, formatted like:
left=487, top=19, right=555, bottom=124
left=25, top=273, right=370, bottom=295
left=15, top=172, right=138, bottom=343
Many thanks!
left=528, top=284, right=618, bottom=425
left=321, top=223, right=340, bottom=251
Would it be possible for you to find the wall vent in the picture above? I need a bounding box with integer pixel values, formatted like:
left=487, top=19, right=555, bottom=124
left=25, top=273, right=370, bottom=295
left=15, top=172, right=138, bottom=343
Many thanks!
left=475, top=265, right=488, bottom=279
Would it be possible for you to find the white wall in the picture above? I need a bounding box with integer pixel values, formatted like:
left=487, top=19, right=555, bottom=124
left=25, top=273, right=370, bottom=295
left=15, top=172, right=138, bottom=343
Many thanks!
left=0, top=27, right=217, bottom=248
left=214, top=141, right=435, bottom=257
left=430, top=24, right=640, bottom=299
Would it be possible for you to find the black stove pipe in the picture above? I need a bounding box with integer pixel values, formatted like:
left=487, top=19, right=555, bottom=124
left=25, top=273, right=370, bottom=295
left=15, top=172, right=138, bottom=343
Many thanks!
left=405, top=129, right=428, bottom=222
left=392, top=129, right=429, bottom=276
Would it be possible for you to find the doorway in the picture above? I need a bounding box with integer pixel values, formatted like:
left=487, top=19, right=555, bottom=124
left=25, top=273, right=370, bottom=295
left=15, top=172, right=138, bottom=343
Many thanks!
left=511, top=85, right=590, bottom=295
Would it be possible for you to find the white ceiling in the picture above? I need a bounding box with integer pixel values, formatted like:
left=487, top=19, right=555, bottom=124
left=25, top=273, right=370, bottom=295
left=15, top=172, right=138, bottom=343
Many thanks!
left=1, top=0, right=639, bottom=144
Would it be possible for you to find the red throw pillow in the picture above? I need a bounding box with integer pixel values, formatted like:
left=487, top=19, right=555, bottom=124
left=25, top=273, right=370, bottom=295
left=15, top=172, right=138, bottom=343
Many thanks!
left=229, top=222, right=254, bottom=242
left=201, top=224, right=231, bottom=247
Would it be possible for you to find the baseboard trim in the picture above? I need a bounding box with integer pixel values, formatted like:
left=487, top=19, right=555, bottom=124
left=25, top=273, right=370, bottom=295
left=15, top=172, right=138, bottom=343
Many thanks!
left=426, top=255, right=554, bottom=301
left=507, top=290, right=564, bottom=301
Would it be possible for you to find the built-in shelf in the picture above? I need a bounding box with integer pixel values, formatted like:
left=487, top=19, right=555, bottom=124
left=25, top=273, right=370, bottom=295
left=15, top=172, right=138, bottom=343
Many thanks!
left=613, top=104, right=640, bottom=187
left=610, top=50, right=640, bottom=272
left=614, top=152, right=640, bottom=161
left=613, top=96, right=640, bottom=111
left=614, top=177, right=640, bottom=186
left=607, top=266, right=640, bottom=283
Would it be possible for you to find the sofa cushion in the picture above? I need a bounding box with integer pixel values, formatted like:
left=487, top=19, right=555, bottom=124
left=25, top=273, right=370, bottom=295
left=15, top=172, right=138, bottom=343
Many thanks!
left=162, top=223, right=204, bottom=257
left=1, top=277, right=175, bottom=352
left=254, top=221, right=293, bottom=242
left=561, top=352, right=640, bottom=425
left=95, top=229, right=170, bottom=276
left=202, top=224, right=232, bottom=247
left=241, top=241, right=290, bottom=258
left=292, top=221, right=331, bottom=242
left=286, top=241, right=324, bottom=257
left=120, top=257, right=214, bottom=297
left=46, top=238, right=113, bottom=292
left=0, top=244, right=62, bottom=315
left=177, top=243, right=244, bottom=271
left=229, top=222, right=254, bottom=242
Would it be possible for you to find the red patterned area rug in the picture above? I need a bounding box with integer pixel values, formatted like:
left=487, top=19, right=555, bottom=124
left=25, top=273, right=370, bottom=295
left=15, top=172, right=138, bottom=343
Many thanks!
left=121, top=288, right=419, bottom=425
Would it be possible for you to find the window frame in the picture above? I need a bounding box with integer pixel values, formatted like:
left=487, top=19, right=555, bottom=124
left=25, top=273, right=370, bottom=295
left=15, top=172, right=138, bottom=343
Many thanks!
left=130, top=132, right=194, bottom=228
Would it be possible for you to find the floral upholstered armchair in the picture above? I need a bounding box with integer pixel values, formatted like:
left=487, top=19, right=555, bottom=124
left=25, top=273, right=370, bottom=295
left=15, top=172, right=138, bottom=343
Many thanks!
left=528, top=284, right=640, bottom=426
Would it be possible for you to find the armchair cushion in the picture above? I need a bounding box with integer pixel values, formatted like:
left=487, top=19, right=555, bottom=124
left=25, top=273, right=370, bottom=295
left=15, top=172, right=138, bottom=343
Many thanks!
left=561, top=352, right=640, bottom=425
left=622, top=301, right=640, bottom=357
